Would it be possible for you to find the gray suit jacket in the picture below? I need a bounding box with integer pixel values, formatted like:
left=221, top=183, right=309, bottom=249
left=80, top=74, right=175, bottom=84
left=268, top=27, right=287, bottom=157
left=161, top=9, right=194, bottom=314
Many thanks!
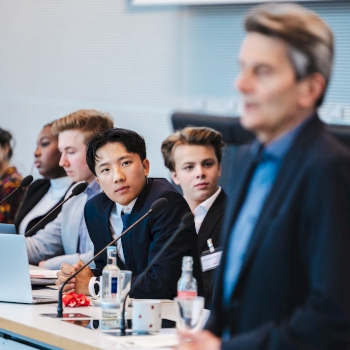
left=26, top=181, right=96, bottom=269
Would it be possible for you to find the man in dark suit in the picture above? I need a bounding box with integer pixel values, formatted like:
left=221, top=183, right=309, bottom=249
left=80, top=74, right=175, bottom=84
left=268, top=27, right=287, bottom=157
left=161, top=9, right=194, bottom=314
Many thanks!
left=177, top=3, right=350, bottom=350
left=162, top=126, right=227, bottom=307
left=57, top=128, right=202, bottom=300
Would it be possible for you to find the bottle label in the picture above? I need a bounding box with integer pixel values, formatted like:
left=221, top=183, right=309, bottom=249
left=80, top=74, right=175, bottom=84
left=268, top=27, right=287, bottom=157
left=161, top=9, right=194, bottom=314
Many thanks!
left=111, top=277, right=117, bottom=294
left=177, top=291, right=197, bottom=299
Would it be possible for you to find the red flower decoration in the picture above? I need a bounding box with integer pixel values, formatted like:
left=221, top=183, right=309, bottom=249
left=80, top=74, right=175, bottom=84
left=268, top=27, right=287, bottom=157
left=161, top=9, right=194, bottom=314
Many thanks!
left=62, top=292, right=90, bottom=308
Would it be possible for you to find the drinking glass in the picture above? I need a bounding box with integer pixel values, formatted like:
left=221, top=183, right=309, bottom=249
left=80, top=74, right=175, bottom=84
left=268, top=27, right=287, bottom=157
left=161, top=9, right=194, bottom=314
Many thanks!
left=174, top=296, right=204, bottom=332
left=117, top=270, right=132, bottom=302
left=117, top=270, right=132, bottom=320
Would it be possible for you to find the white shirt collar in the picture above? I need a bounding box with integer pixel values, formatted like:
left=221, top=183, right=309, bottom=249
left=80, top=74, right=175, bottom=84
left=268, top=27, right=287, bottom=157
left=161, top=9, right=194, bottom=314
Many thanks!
left=194, top=186, right=221, bottom=215
left=115, top=197, right=138, bottom=217
left=84, top=179, right=101, bottom=200
left=193, top=187, right=221, bottom=233
left=86, top=179, right=100, bottom=192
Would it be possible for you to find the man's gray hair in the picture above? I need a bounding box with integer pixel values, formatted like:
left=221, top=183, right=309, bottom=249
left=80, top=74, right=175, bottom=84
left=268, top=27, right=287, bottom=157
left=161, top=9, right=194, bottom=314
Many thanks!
left=245, top=3, right=333, bottom=107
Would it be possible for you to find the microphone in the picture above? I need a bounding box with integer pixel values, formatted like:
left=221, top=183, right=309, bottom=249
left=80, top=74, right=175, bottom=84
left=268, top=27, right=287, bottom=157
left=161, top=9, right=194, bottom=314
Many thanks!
left=0, top=175, right=33, bottom=206
left=20, top=175, right=34, bottom=187
left=24, top=182, right=87, bottom=238
left=56, top=197, right=168, bottom=318
left=70, top=182, right=88, bottom=196
left=120, top=211, right=194, bottom=336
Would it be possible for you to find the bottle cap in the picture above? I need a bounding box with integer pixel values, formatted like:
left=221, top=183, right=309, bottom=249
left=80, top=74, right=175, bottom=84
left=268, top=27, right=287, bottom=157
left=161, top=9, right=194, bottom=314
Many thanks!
left=182, top=256, right=193, bottom=270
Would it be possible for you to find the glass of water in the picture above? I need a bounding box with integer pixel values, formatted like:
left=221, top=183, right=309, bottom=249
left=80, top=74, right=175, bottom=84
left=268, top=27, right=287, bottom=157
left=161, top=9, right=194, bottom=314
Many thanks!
left=174, top=296, right=205, bottom=332
left=117, top=270, right=132, bottom=318
left=117, top=270, right=132, bottom=302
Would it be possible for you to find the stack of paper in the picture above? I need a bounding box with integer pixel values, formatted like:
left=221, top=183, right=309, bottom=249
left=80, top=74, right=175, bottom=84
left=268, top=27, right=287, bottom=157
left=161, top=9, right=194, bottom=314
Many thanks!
left=30, top=269, right=59, bottom=286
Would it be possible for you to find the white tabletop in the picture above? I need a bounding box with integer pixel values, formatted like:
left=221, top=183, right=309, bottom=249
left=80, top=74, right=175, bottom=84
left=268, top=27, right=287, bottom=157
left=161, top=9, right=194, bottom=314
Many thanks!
left=0, top=288, right=180, bottom=350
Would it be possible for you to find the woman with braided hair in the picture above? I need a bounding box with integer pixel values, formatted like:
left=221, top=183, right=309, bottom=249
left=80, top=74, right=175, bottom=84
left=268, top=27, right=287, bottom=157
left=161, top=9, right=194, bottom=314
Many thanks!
left=0, top=128, right=23, bottom=223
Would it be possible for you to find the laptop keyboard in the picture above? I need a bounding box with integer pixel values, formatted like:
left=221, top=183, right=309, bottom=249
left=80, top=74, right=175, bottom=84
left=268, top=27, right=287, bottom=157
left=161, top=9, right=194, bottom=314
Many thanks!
left=33, top=296, right=53, bottom=300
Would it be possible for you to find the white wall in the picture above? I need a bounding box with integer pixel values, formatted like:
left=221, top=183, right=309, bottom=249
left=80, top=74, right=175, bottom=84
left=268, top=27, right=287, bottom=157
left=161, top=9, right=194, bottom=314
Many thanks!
left=0, top=0, right=349, bottom=178
left=0, top=0, right=183, bottom=177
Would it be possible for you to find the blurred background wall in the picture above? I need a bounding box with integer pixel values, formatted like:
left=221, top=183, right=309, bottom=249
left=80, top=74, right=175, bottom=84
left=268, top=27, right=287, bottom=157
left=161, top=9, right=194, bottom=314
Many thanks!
left=0, top=0, right=349, bottom=178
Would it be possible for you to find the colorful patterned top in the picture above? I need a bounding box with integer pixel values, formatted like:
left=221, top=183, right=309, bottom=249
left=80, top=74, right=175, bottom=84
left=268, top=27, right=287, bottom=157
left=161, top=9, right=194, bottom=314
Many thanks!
left=0, top=166, right=24, bottom=224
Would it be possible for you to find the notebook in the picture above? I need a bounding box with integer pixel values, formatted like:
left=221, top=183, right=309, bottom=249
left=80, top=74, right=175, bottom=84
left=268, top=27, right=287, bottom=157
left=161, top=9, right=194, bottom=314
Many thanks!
left=0, top=234, right=57, bottom=304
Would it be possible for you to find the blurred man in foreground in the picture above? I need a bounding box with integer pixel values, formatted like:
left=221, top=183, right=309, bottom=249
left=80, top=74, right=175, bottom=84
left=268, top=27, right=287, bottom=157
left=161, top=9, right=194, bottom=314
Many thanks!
left=178, top=3, right=350, bottom=349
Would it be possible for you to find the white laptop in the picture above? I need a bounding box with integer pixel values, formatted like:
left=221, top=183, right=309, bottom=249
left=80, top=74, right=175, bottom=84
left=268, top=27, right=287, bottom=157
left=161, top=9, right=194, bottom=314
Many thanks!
left=0, top=234, right=57, bottom=304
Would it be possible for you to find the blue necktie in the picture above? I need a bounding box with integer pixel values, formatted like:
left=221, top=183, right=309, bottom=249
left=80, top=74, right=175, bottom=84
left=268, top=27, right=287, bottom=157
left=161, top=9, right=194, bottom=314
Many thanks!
left=223, top=151, right=279, bottom=303
left=117, top=212, right=130, bottom=269
left=121, top=212, right=130, bottom=232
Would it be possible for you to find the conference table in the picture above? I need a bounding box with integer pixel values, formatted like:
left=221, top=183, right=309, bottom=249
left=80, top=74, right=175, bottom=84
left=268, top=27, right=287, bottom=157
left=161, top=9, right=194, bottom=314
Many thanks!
left=0, top=287, right=182, bottom=350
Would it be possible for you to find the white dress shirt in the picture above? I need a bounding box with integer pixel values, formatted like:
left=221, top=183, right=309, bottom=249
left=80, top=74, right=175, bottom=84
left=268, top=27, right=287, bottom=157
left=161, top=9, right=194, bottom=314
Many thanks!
left=19, top=176, right=73, bottom=235
left=88, top=197, right=137, bottom=296
left=109, top=198, right=138, bottom=265
left=193, top=187, right=221, bottom=233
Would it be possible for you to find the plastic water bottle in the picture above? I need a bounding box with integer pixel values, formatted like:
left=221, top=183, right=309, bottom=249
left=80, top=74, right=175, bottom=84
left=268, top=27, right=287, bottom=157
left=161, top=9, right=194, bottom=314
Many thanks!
left=101, top=246, right=120, bottom=318
left=177, top=256, right=197, bottom=298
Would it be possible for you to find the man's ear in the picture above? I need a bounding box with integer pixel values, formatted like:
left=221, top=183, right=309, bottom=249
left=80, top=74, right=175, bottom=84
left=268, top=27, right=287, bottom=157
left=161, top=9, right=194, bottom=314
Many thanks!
left=297, top=72, right=325, bottom=109
left=171, top=171, right=181, bottom=186
left=142, top=158, right=150, bottom=176
left=95, top=176, right=100, bottom=185
left=218, top=164, right=222, bottom=177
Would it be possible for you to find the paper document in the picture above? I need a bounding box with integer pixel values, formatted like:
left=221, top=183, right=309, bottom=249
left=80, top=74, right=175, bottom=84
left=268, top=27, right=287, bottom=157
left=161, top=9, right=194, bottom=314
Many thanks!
left=30, top=270, right=59, bottom=279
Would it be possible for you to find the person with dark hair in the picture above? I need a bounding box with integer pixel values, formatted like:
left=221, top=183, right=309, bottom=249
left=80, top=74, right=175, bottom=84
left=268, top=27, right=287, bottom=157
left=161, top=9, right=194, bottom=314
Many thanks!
left=14, top=122, right=73, bottom=236
left=177, top=3, right=350, bottom=350
left=56, top=128, right=203, bottom=300
left=0, top=127, right=24, bottom=223
left=161, top=126, right=227, bottom=307
left=25, top=110, right=113, bottom=269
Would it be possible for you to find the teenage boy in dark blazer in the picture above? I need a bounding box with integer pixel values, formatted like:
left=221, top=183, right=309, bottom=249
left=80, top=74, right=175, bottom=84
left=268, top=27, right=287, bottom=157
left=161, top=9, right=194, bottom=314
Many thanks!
left=162, top=126, right=227, bottom=307
left=56, top=128, right=202, bottom=300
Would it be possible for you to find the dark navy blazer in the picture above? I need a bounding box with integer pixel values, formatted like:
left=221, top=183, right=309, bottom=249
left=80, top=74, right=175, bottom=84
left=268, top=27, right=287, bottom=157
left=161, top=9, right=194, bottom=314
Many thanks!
left=197, top=189, right=227, bottom=307
left=84, top=178, right=203, bottom=300
left=205, top=116, right=350, bottom=349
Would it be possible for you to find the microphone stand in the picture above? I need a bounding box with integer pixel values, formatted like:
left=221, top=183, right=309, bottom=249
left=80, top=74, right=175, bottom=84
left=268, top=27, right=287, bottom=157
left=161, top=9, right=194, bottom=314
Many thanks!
left=24, top=183, right=87, bottom=238
left=25, top=195, right=76, bottom=237
left=119, top=212, right=193, bottom=336
left=0, top=186, right=22, bottom=206
left=57, top=208, right=156, bottom=318
left=0, top=175, right=33, bottom=206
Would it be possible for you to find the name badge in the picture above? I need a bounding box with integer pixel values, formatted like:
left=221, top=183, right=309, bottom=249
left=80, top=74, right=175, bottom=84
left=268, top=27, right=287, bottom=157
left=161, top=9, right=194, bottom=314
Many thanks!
left=200, top=248, right=223, bottom=272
